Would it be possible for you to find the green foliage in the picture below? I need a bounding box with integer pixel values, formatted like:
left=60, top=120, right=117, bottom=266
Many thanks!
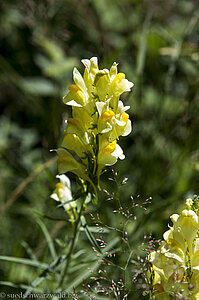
left=0, top=0, right=199, bottom=299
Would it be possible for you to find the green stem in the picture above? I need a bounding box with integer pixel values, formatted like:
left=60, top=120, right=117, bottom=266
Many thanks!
left=58, top=193, right=86, bottom=288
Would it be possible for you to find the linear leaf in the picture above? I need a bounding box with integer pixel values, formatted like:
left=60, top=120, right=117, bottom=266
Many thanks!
left=37, top=218, right=57, bottom=260
left=0, top=281, right=42, bottom=292
left=0, top=256, right=47, bottom=269
left=24, top=255, right=66, bottom=298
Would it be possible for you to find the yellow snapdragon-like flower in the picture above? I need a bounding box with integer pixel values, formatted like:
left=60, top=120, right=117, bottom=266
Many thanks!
left=57, top=57, right=134, bottom=192
left=148, top=196, right=199, bottom=299
left=51, top=175, right=76, bottom=222
left=98, top=139, right=125, bottom=167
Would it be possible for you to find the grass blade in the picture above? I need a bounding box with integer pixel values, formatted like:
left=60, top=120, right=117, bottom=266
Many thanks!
left=37, top=218, right=57, bottom=260
left=0, top=256, right=48, bottom=269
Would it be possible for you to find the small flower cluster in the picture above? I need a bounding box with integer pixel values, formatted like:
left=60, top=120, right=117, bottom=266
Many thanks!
left=56, top=57, right=133, bottom=191
left=148, top=196, right=199, bottom=299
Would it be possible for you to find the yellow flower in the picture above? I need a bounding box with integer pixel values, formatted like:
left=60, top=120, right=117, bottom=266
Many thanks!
left=96, top=100, right=132, bottom=138
left=98, top=139, right=125, bottom=167
left=51, top=175, right=76, bottom=221
left=94, top=69, right=110, bottom=101
left=98, top=109, right=115, bottom=134
left=109, top=72, right=134, bottom=98
left=63, top=84, right=86, bottom=107
left=148, top=197, right=199, bottom=299
left=58, top=57, right=133, bottom=190
left=177, top=209, right=198, bottom=248
left=51, top=175, right=75, bottom=209
left=100, top=110, right=115, bottom=121
left=82, top=57, right=99, bottom=88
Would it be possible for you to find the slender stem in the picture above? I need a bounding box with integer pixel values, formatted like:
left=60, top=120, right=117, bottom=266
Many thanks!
left=58, top=193, right=86, bottom=288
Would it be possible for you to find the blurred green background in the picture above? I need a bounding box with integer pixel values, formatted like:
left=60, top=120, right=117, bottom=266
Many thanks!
left=0, top=0, right=199, bottom=299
